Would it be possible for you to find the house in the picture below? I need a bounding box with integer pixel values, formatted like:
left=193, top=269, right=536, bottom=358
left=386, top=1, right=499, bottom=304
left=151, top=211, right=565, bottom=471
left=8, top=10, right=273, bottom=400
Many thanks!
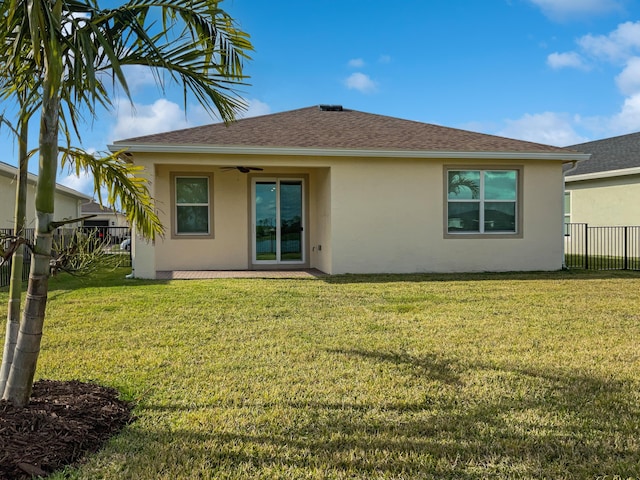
left=0, top=160, right=91, bottom=230
left=109, top=106, right=588, bottom=278
left=565, top=132, right=640, bottom=226
left=81, top=200, right=129, bottom=228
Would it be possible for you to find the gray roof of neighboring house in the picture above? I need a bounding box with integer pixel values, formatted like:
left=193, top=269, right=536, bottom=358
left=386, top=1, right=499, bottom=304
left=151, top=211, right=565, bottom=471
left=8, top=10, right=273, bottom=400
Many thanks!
left=566, top=132, right=640, bottom=176
left=81, top=200, right=119, bottom=215
left=0, top=161, right=91, bottom=200
left=114, top=106, right=576, bottom=154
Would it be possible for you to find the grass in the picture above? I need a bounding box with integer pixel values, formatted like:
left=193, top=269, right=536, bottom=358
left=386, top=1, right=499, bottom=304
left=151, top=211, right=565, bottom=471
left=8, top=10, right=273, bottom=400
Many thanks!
left=2, top=268, right=640, bottom=479
left=564, top=253, right=640, bottom=271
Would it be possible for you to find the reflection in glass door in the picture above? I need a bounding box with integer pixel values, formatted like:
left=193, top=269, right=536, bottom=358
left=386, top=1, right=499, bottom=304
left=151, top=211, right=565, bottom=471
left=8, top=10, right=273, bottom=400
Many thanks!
left=253, top=179, right=304, bottom=264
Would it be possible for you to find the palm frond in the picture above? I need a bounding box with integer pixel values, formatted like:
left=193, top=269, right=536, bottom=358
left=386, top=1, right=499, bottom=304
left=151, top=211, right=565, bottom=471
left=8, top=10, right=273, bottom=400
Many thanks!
left=69, top=0, right=253, bottom=122
left=59, top=147, right=164, bottom=240
left=449, top=174, right=480, bottom=198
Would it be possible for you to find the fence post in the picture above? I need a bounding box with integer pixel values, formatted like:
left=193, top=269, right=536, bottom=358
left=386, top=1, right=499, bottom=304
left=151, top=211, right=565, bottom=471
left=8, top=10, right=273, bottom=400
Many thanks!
left=584, top=223, right=589, bottom=270
left=624, top=226, right=628, bottom=270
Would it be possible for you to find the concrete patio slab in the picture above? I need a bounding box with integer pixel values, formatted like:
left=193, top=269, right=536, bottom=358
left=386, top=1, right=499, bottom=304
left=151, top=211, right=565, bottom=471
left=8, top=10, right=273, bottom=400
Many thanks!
left=156, top=269, right=327, bottom=280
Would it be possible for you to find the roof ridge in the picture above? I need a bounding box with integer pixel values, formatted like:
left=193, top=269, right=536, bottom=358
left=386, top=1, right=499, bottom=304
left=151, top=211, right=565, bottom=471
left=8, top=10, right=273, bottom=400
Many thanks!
left=568, top=130, right=640, bottom=148
left=113, top=105, right=574, bottom=154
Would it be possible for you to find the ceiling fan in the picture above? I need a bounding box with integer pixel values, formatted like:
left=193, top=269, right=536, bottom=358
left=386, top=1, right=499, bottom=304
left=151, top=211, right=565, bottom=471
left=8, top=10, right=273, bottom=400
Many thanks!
left=220, top=166, right=264, bottom=173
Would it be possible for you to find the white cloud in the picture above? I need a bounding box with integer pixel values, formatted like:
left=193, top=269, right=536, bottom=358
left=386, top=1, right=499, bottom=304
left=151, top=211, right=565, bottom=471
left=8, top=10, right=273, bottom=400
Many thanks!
left=497, top=112, right=588, bottom=146
left=529, top=0, right=623, bottom=20
left=562, top=92, right=640, bottom=138
left=120, top=65, right=158, bottom=93
left=607, top=92, right=640, bottom=133
left=542, top=21, right=640, bottom=138
left=615, top=57, right=640, bottom=95
left=547, top=51, right=588, bottom=70
left=110, top=97, right=272, bottom=141
left=578, top=21, right=640, bottom=62
left=239, top=99, right=271, bottom=118
left=59, top=170, right=95, bottom=196
left=378, top=54, right=392, bottom=64
left=344, top=72, right=378, bottom=94
left=348, top=58, right=365, bottom=68
left=110, top=98, right=191, bottom=140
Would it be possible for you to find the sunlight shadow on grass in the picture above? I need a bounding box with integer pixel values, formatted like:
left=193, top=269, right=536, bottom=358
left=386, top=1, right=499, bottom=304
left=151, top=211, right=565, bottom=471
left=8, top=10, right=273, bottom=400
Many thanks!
left=326, top=348, right=462, bottom=385
left=109, top=352, right=640, bottom=479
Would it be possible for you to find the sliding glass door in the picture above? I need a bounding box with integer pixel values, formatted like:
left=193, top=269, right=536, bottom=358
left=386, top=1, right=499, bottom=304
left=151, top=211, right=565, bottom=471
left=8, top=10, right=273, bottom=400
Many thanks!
left=253, top=178, right=304, bottom=264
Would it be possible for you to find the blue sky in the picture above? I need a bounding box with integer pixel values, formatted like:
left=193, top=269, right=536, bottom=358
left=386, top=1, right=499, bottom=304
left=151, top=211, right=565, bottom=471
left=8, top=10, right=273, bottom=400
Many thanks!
left=3, top=0, right=640, bottom=196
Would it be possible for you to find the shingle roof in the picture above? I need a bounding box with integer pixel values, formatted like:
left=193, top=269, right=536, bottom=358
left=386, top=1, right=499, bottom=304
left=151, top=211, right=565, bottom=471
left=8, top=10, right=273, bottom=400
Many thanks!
left=81, top=200, right=119, bottom=214
left=115, top=106, right=572, bottom=154
left=566, top=132, right=640, bottom=176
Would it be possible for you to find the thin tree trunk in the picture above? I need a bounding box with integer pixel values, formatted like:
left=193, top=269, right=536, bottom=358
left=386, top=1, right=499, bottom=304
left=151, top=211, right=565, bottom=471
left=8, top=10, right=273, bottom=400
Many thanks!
left=3, top=12, right=61, bottom=404
left=0, top=115, right=29, bottom=397
left=3, top=113, right=58, bottom=406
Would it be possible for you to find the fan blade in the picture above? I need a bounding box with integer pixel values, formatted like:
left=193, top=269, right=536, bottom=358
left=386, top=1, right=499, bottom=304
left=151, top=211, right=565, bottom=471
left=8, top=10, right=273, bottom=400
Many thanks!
left=220, top=166, right=264, bottom=173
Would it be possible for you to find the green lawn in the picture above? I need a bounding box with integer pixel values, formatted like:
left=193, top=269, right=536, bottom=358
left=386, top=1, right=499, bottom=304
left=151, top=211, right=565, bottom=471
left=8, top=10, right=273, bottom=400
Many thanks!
left=2, top=269, right=640, bottom=479
left=564, top=253, right=640, bottom=271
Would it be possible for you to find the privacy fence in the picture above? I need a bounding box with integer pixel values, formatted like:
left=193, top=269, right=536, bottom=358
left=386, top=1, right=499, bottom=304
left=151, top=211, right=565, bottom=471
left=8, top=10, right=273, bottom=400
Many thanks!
left=565, top=223, right=640, bottom=271
left=0, top=226, right=131, bottom=288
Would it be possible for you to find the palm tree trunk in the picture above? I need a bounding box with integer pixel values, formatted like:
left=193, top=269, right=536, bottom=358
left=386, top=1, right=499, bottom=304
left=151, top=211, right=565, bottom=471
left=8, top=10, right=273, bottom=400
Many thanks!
left=0, top=115, right=29, bottom=397
left=3, top=7, right=62, bottom=404
left=3, top=107, right=58, bottom=407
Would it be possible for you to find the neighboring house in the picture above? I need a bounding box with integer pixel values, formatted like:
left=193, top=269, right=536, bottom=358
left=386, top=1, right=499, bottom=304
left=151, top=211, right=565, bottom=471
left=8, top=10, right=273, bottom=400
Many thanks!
left=81, top=200, right=129, bottom=228
left=109, top=105, right=587, bottom=278
left=0, top=160, right=91, bottom=230
left=565, top=132, right=640, bottom=226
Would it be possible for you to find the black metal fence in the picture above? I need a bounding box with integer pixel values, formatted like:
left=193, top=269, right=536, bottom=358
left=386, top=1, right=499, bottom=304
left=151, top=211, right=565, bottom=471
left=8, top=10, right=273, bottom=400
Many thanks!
left=0, top=226, right=131, bottom=288
left=565, top=223, right=640, bottom=270
left=0, top=228, right=32, bottom=287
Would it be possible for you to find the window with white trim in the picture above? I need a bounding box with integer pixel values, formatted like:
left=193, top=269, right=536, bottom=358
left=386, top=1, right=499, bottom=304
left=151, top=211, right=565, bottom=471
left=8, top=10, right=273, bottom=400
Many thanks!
left=447, top=169, right=518, bottom=234
left=175, top=176, right=211, bottom=235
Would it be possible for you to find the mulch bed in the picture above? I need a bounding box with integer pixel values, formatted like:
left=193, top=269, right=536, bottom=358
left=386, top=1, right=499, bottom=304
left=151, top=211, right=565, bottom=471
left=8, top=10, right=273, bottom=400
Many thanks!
left=0, top=380, right=133, bottom=479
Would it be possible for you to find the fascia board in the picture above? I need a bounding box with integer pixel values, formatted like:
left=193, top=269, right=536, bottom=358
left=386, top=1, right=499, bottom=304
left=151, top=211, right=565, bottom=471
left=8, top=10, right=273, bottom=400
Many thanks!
left=55, top=185, right=93, bottom=201
left=565, top=166, right=640, bottom=182
left=0, top=161, right=91, bottom=201
left=108, top=143, right=590, bottom=162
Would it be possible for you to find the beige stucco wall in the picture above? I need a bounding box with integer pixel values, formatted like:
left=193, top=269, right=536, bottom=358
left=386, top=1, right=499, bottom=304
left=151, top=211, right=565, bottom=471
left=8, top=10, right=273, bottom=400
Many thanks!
left=128, top=153, right=565, bottom=277
left=309, top=167, right=332, bottom=274
left=0, top=174, right=21, bottom=228
left=154, top=163, right=250, bottom=271
left=86, top=212, right=129, bottom=227
left=129, top=153, right=333, bottom=277
left=129, top=162, right=156, bottom=278
left=565, top=174, right=640, bottom=226
left=54, top=193, right=85, bottom=226
left=0, top=174, right=86, bottom=230
left=329, top=158, right=564, bottom=274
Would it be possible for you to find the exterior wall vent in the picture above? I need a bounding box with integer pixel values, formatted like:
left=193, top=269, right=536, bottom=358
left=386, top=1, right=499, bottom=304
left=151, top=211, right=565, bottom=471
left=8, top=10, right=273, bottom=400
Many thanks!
left=319, top=105, right=343, bottom=112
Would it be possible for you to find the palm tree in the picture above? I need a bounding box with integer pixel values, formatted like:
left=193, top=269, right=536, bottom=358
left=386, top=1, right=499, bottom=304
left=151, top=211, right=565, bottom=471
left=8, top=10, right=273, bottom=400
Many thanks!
left=0, top=50, right=42, bottom=395
left=0, top=0, right=252, bottom=406
left=0, top=109, right=31, bottom=396
left=0, top=38, right=160, bottom=395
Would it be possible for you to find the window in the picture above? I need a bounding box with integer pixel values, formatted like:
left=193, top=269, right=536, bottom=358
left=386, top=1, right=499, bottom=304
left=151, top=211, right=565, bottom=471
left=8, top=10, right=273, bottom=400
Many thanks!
left=446, top=169, right=519, bottom=235
left=173, top=175, right=212, bottom=236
